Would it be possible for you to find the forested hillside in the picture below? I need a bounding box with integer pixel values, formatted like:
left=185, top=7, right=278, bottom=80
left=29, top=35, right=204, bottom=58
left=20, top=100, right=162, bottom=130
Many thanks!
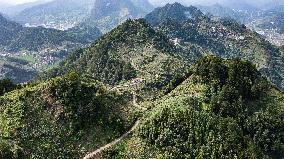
left=43, top=19, right=193, bottom=100
left=0, top=14, right=101, bottom=52
left=0, top=2, right=283, bottom=159
left=145, top=3, right=284, bottom=90
left=104, top=56, right=284, bottom=159
left=0, top=73, right=137, bottom=158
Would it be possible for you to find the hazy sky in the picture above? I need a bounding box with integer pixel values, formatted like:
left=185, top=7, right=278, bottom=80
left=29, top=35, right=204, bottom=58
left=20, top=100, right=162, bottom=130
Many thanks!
left=0, top=0, right=37, bottom=5
left=149, top=0, right=284, bottom=7
left=2, top=0, right=284, bottom=6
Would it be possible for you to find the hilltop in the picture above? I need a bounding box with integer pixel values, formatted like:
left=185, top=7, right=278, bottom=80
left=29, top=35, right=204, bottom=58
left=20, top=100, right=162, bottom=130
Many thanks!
left=44, top=19, right=193, bottom=99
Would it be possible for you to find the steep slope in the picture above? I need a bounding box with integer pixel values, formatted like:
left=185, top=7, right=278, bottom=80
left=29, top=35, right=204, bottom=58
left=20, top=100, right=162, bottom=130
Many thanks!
left=87, top=0, right=152, bottom=33
left=0, top=14, right=102, bottom=83
left=0, top=57, right=37, bottom=83
left=145, top=3, right=284, bottom=90
left=14, top=0, right=95, bottom=30
left=104, top=56, right=284, bottom=159
left=0, top=73, right=137, bottom=158
left=44, top=19, right=193, bottom=100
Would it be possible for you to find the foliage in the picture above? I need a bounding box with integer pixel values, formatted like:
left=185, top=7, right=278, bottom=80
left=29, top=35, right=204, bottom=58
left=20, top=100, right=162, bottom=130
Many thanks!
left=194, top=56, right=269, bottom=117
left=0, top=73, right=136, bottom=158
left=106, top=57, right=283, bottom=159
left=0, top=79, right=16, bottom=96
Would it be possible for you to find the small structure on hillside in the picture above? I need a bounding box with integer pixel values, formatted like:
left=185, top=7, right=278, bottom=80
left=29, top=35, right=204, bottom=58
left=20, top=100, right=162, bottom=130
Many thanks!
left=131, top=78, right=143, bottom=85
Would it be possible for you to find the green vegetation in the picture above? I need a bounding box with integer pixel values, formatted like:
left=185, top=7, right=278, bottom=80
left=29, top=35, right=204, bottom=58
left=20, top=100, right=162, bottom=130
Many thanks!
left=0, top=73, right=136, bottom=158
left=0, top=79, right=16, bottom=96
left=0, top=4, right=284, bottom=158
left=0, top=15, right=102, bottom=52
left=105, top=56, right=284, bottom=159
left=43, top=19, right=191, bottom=100
left=0, top=14, right=102, bottom=83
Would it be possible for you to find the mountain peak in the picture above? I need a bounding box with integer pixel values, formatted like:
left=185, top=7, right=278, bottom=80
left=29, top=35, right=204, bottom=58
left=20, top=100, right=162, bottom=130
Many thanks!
left=95, top=19, right=172, bottom=49
left=145, top=3, right=205, bottom=26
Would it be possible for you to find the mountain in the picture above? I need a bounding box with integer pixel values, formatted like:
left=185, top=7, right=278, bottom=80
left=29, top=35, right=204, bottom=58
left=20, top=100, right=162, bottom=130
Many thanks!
left=0, top=2, right=12, bottom=10
left=198, top=3, right=284, bottom=46
left=257, top=9, right=284, bottom=34
left=87, top=0, right=153, bottom=33
left=13, top=0, right=95, bottom=30
left=145, top=3, right=284, bottom=91
left=0, top=0, right=50, bottom=16
left=0, top=14, right=102, bottom=83
left=130, top=0, right=154, bottom=13
left=0, top=14, right=102, bottom=52
left=197, top=4, right=254, bottom=24
left=42, top=19, right=193, bottom=99
left=0, top=57, right=37, bottom=83
left=103, top=56, right=284, bottom=158
left=0, top=4, right=283, bottom=158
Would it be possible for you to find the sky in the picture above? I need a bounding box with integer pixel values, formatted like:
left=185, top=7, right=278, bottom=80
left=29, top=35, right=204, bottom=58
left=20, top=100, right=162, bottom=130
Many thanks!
left=2, top=0, right=284, bottom=7
left=149, top=0, right=284, bottom=7
left=0, top=0, right=37, bottom=5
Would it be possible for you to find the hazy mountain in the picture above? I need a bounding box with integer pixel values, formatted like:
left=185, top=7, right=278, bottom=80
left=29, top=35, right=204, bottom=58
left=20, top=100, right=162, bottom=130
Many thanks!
left=0, top=2, right=12, bottom=10
left=0, top=0, right=50, bottom=16
left=87, top=0, right=153, bottom=33
left=0, top=14, right=102, bottom=83
left=14, top=0, right=95, bottom=30
left=198, top=3, right=284, bottom=46
left=145, top=3, right=284, bottom=90
left=130, top=0, right=154, bottom=13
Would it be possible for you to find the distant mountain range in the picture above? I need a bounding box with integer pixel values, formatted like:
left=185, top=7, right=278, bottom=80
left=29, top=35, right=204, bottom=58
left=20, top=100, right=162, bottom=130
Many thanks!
left=0, top=0, right=51, bottom=16
left=8, top=0, right=154, bottom=32
left=199, top=4, right=284, bottom=46
left=87, top=0, right=154, bottom=33
left=13, top=0, right=95, bottom=30
left=0, top=14, right=102, bottom=83
left=145, top=3, right=284, bottom=90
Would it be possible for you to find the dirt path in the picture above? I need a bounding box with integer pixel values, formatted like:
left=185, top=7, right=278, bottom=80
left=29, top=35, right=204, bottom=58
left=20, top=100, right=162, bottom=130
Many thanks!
left=83, top=82, right=146, bottom=159
left=82, top=120, right=141, bottom=159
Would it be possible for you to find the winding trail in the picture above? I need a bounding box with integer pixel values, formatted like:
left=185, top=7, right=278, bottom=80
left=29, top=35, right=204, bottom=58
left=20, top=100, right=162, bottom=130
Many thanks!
left=83, top=88, right=145, bottom=159
left=83, top=120, right=140, bottom=159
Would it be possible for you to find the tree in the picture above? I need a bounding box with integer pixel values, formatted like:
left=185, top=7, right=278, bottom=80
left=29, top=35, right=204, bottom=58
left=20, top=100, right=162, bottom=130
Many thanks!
left=0, top=79, right=16, bottom=96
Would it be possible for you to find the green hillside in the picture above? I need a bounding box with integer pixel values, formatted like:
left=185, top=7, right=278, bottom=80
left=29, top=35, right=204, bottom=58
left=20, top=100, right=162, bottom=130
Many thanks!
left=0, top=14, right=102, bottom=52
left=0, top=73, right=137, bottom=158
left=43, top=19, right=193, bottom=100
left=0, top=19, right=283, bottom=158
left=104, top=56, right=284, bottom=159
